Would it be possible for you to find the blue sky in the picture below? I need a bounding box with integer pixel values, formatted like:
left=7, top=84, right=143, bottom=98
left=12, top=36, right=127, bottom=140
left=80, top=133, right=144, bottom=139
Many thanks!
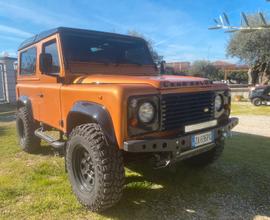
left=0, top=0, right=269, bottom=63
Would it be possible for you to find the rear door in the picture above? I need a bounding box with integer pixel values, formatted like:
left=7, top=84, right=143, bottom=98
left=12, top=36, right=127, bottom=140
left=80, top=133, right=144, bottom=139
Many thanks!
left=0, top=64, right=6, bottom=102
left=17, top=46, right=41, bottom=120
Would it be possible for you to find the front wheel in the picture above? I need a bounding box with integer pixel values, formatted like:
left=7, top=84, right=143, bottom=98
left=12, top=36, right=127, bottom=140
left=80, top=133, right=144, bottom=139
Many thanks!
left=66, top=123, right=125, bottom=212
left=184, top=139, right=224, bottom=167
left=252, top=98, right=262, bottom=106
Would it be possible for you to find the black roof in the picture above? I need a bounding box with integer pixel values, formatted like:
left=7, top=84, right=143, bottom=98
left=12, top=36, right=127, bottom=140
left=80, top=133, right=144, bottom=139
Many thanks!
left=18, top=27, right=144, bottom=51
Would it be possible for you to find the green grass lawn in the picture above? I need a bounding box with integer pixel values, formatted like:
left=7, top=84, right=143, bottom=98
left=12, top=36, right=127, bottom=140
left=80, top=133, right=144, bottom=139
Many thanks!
left=1, top=103, right=270, bottom=219
left=231, top=101, right=270, bottom=116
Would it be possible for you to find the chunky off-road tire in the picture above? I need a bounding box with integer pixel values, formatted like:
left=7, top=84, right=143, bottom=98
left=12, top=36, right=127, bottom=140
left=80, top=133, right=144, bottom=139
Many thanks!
left=16, top=107, right=41, bottom=153
left=184, top=139, right=224, bottom=167
left=252, top=98, right=262, bottom=106
left=66, top=123, right=125, bottom=212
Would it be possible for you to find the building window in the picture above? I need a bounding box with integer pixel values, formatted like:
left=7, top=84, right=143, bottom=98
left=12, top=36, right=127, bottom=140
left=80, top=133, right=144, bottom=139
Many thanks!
left=43, top=40, right=60, bottom=74
left=20, top=47, right=36, bottom=75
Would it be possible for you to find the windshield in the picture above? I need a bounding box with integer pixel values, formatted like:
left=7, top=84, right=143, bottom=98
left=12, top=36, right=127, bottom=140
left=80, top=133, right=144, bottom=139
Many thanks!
left=61, top=33, right=154, bottom=66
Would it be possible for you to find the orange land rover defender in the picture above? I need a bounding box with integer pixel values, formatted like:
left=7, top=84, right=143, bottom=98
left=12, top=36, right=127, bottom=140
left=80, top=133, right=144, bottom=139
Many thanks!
left=16, top=27, right=238, bottom=211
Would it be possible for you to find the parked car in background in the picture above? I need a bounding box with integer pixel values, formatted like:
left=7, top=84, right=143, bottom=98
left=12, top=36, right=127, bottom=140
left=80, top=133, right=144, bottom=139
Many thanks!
left=249, top=85, right=270, bottom=106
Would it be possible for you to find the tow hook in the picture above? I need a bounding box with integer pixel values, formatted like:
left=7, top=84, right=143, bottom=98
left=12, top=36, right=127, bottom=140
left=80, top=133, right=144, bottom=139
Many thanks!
left=152, top=153, right=171, bottom=169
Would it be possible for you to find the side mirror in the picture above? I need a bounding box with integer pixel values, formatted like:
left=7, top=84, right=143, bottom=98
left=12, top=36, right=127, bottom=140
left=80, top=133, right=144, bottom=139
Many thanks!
left=160, top=60, right=166, bottom=74
left=39, top=53, right=52, bottom=74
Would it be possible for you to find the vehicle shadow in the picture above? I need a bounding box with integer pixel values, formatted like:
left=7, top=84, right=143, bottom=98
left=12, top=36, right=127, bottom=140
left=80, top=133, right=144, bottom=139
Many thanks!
left=101, top=132, right=270, bottom=220
left=33, top=143, right=64, bottom=157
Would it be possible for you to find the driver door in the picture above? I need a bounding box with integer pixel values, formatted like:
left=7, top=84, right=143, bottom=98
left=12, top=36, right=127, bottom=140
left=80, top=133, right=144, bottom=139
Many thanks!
left=39, top=39, right=62, bottom=129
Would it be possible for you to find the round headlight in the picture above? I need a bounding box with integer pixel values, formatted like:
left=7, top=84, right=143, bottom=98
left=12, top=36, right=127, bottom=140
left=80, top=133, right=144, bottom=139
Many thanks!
left=138, top=102, right=155, bottom=123
left=215, top=95, right=223, bottom=111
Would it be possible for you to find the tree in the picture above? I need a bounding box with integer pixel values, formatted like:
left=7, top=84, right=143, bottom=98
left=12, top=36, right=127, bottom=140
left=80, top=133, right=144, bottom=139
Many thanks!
left=227, top=14, right=270, bottom=65
left=226, top=14, right=270, bottom=85
left=127, top=30, right=163, bottom=64
left=189, top=60, right=223, bottom=80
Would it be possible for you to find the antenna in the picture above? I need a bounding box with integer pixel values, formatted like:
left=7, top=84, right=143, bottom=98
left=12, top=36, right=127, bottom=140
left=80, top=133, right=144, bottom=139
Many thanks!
left=223, top=12, right=230, bottom=26
left=241, top=12, right=250, bottom=27
left=209, top=11, right=270, bottom=33
left=219, top=15, right=224, bottom=26
left=208, top=18, right=222, bottom=30
left=259, top=12, right=268, bottom=26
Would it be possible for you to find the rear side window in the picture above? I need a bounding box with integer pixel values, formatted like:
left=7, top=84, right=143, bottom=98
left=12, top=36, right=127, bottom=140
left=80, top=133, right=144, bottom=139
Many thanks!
left=20, top=47, right=37, bottom=75
left=43, top=40, right=60, bottom=74
left=265, top=87, right=270, bottom=95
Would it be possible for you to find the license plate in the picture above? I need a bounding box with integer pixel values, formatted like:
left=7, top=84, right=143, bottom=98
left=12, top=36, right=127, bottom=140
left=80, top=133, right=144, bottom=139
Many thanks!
left=191, top=131, right=214, bottom=148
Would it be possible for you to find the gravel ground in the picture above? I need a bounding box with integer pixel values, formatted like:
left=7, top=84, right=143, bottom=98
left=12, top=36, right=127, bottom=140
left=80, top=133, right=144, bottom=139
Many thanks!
left=232, top=115, right=270, bottom=137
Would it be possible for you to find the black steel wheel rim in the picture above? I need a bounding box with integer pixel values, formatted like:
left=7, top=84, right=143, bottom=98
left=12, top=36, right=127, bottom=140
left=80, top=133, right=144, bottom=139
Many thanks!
left=73, top=145, right=95, bottom=192
left=255, top=99, right=261, bottom=105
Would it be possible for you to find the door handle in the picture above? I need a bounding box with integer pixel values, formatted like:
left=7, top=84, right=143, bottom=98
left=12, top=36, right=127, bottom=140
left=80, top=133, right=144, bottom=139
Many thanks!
left=37, top=93, right=44, bottom=98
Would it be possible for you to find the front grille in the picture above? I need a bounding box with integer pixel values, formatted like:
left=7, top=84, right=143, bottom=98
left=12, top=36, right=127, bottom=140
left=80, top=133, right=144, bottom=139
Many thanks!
left=161, top=92, right=215, bottom=131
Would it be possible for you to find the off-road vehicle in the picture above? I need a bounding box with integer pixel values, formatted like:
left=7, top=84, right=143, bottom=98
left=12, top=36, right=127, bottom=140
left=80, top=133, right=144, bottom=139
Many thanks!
left=249, top=85, right=270, bottom=106
left=16, top=27, right=238, bottom=211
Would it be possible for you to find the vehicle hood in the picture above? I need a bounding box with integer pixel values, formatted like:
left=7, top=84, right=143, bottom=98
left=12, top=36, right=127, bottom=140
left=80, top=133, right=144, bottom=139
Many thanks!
left=73, top=74, right=213, bottom=89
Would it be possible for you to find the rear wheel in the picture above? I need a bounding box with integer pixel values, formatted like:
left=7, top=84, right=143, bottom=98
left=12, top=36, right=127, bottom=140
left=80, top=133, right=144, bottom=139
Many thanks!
left=252, top=98, right=262, bottom=106
left=16, top=107, right=41, bottom=153
left=184, top=139, right=224, bottom=167
left=66, top=123, right=125, bottom=212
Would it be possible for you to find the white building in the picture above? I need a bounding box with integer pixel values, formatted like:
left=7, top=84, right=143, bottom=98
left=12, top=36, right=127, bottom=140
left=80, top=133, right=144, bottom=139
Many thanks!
left=0, top=57, right=17, bottom=104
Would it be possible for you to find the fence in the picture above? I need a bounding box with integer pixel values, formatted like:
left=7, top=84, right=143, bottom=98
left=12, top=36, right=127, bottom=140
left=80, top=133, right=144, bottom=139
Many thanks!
left=0, top=57, right=17, bottom=104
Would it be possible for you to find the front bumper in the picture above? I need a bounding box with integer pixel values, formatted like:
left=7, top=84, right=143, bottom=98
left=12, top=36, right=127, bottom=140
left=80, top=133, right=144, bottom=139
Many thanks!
left=124, top=117, right=238, bottom=161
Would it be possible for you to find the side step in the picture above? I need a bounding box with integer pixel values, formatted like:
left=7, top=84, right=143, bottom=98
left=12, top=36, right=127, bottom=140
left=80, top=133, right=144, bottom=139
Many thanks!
left=35, top=128, right=65, bottom=149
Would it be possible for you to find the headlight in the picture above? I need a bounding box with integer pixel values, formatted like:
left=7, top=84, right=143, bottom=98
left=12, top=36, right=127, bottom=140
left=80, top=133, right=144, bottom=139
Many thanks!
left=128, top=96, right=159, bottom=136
left=138, top=102, right=155, bottom=123
left=215, top=95, right=223, bottom=111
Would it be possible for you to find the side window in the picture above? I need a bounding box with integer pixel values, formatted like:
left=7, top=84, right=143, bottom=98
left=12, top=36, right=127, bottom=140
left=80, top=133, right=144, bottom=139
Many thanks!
left=266, top=88, right=270, bottom=96
left=20, top=47, right=37, bottom=75
left=43, top=40, right=60, bottom=74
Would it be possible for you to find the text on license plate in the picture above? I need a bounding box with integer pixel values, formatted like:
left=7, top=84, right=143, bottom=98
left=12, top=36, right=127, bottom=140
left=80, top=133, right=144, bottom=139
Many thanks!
left=191, top=131, right=214, bottom=148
